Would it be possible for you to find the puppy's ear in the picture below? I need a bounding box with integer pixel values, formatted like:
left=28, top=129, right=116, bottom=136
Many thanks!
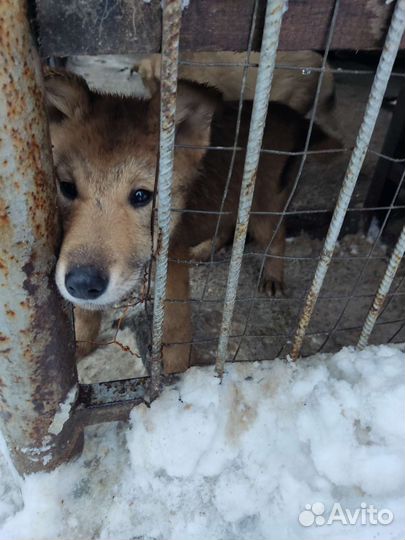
left=43, top=68, right=90, bottom=122
left=175, top=81, right=219, bottom=153
left=147, top=80, right=219, bottom=156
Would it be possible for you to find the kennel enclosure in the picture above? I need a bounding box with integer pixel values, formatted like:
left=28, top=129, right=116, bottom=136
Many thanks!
left=0, top=0, right=404, bottom=475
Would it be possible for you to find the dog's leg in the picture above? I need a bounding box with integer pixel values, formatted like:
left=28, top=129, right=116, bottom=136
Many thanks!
left=249, top=214, right=286, bottom=296
left=74, top=307, right=102, bottom=359
left=189, top=232, right=229, bottom=262
left=250, top=153, right=295, bottom=296
left=162, top=256, right=192, bottom=374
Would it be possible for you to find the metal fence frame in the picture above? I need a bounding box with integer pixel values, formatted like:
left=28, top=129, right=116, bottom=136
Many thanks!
left=0, top=0, right=404, bottom=475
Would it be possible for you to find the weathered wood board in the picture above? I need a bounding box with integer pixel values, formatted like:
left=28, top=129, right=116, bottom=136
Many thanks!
left=36, top=0, right=404, bottom=57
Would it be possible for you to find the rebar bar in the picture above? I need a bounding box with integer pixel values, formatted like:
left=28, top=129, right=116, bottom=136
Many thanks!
left=215, top=0, right=287, bottom=376
left=358, top=224, right=405, bottom=349
left=150, top=0, right=182, bottom=398
left=290, top=0, right=405, bottom=360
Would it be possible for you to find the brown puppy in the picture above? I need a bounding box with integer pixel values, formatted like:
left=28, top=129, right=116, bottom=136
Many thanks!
left=45, top=69, right=337, bottom=373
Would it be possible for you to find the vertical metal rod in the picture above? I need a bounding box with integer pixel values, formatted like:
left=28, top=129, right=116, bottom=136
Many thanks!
left=358, top=225, right=405, bottom=349
left=317, top=167, right=405, bottom=352
left=150, top=0, right=181, bottom=398
left=231, top=0, right=341, bottom=363
left=215, top=0, right=287, bottom=376
left=0, top=0, right=82, bottom=474
left=290, top=0, right=405, bottom=360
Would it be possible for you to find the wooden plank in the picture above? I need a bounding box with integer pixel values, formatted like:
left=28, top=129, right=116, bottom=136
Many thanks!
left=36, top=0, right=404, bottom=57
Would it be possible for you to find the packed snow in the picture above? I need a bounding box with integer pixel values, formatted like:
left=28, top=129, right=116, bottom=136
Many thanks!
left=0, top=345, right=404, bottom=540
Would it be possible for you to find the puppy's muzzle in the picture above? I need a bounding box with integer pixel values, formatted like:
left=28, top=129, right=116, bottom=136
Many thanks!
left=65, top=265, right=109, bottom=300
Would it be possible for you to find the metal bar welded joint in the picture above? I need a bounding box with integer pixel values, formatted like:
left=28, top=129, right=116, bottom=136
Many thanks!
left=0, top=0, right=82, bottom=474
left=215, top=0, right=288, bottom=376
left=290, top=0, right=405, bottom=360
left=150, top=0, right=182, bottom=398
left=358, top=224, right=405, bottom=349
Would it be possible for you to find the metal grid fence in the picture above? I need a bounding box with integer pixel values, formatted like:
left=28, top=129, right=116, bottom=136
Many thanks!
left=0, top=0, right=404, bottom=475
left=148, top=0, right=405, bottom=394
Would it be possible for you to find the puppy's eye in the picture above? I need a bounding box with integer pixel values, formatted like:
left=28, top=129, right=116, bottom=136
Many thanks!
left=129, top=189, right=152, bottom=208
left=59, top=181, right=78, bottom=201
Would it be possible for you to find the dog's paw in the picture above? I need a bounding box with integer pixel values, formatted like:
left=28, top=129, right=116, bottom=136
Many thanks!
left=259, top=277, right=286, bottom=297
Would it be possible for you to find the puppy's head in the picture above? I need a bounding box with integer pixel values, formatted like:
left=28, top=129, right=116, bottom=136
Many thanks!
left=45, top=69, right=218, bottom=309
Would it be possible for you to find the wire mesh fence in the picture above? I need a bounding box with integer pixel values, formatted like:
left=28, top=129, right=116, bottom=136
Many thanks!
left=122, top=0, right=405, bottom=381
left=68, top=0, right=405, bottom=388
left=1, top=0, right=405, bottom=474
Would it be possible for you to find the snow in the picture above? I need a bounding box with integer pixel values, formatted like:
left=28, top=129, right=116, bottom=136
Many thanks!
left=48, top=386, right=78, bottom=436
left=0, top=345, right=404, bottom=540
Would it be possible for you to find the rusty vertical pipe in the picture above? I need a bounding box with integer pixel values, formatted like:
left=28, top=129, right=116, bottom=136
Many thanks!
left=0, top=0, right=82, bottom=474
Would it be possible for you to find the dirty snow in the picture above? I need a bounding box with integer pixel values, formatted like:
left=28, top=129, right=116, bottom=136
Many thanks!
left=0, top=345, right=404, bottom=540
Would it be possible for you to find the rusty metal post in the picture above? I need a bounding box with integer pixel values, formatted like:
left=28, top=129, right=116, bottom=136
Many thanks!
left=0, top=0, right=82, bottom=474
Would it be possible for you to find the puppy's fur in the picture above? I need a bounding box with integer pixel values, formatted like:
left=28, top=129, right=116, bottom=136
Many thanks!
left=136, top=51, right=340, bottom=136
left=45, top=69, right=338, bottom=373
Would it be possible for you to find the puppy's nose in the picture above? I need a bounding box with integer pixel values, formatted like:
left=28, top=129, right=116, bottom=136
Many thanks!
left=65, top=265, right=108, bottom=300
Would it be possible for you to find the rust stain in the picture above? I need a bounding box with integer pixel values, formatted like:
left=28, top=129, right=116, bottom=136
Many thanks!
left=0, top=257, right=8, bottom=278
left=155, top=228, right=164, bottom=256
left=0, top=212, right=9, bottom=226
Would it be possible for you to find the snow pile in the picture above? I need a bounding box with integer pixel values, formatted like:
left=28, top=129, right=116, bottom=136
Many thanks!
left=0, top=345, right=404, bottom=539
